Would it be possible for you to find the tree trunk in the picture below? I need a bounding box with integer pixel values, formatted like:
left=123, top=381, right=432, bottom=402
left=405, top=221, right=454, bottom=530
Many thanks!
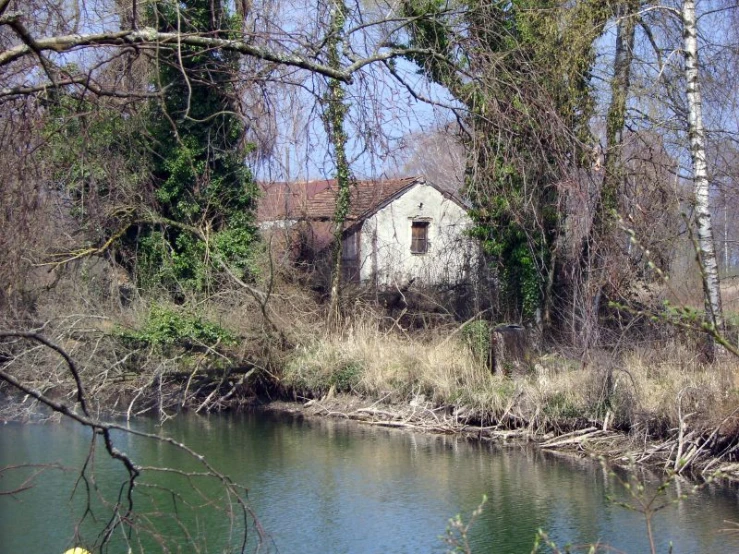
left=325, top=0, right=351, bottom=329
left=580, top=0, right=637, bottom=350
left=600, top=0, right=637, bottom=221
left=682, top=0, right=723, bottom=356
left=326, top=77, right=350, bottom=329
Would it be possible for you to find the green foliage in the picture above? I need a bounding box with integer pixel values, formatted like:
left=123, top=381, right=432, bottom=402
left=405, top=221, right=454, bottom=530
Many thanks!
left=461, top=320, right=491, bottom=365
left=403, top=0, right=612, bottom=323
left=41, top=2, right=258, bottom=298
left=401, top=0, right=459, bottom=88
left=471, top=216, right=543, bottom=320
left=43, top=94, right=150, bottom=246
left=322, top=0, right=354, bottom=325
left=135, top=0, right=258, bottom=295
left=461, top=1, right=602, bottom=321
left=329, top=361, right=363, bottom=392
left=119, top=304, right=237, bottom=350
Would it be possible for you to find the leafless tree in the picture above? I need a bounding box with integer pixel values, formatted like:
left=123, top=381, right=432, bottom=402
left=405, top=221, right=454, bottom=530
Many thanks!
left=0, top=331, right=270, bottom=552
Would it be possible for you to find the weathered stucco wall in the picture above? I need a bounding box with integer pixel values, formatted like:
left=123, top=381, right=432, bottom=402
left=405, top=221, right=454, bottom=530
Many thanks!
left=358, top=183, right=476, bottom=287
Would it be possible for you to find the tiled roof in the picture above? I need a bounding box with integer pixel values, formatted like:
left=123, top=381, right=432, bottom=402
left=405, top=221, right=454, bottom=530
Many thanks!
left=258, top=176, right=422, bottom=222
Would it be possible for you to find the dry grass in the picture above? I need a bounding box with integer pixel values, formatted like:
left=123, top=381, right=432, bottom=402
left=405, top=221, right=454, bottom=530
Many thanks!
left=283, top=320, right=739, bottom=438
left=284, top=315, right=504, bottom=408
left=618, top=344, right=739, bottom=432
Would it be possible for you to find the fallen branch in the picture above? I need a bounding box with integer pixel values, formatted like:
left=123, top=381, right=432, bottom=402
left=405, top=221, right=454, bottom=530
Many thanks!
left=541, top=430, right=607, bottom=450
left=540, top=427, right=599, bottom=447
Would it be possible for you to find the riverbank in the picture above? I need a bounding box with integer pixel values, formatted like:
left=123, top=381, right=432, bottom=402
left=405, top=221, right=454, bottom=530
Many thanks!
left=3, top=329, right=739, bottom=484
left=262, top=388, right=739, bottom=484
left=265, top=317, right=739, bottom=483
left=2, top=282, right=739, bottom=483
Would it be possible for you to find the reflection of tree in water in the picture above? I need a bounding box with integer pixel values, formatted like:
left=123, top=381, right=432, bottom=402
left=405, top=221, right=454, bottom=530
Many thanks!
left=3, top=402, right=739, bottom=553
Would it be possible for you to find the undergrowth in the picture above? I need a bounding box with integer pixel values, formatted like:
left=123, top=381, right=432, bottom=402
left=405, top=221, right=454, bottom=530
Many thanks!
left=4, top=258, right=739, bottom=450
left=282, top=317, right=739, bottom=440
left=117, top=304, right=238, bottom=350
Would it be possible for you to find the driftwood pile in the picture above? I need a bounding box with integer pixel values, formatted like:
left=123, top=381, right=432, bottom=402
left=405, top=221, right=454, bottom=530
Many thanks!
left=285, top=395, right=739, bottom=483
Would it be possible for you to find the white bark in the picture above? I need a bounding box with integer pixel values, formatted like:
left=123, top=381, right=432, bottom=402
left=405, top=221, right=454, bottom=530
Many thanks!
left=682, top=0, right=723, bottom=331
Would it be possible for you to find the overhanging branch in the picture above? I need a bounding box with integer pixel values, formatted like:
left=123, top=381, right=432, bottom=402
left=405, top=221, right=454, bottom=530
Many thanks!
left=0, top=28, right=353, bottom=82
left=0, top=27, right=453, bottom=86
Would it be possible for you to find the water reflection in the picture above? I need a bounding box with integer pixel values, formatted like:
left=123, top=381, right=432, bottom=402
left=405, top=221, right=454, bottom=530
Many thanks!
left=1, top=412, right=738, bottom=553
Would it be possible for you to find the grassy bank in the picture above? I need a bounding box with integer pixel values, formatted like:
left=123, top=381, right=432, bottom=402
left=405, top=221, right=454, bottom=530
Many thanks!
left=277, top=315, right=739, bottom=477
left=283, top=316, right=737, bottom=433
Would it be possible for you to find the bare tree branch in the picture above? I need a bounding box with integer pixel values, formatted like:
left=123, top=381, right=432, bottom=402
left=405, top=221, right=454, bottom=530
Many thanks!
left=0, top=332, right=264, bottom=552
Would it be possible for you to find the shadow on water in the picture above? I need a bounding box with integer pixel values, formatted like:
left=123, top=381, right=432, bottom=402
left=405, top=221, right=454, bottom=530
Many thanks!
left=1, top=411, right=739, bottom=553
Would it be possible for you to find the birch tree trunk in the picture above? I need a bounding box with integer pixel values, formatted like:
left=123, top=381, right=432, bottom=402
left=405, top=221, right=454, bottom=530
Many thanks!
left=682, top=0, right=723, bottom=355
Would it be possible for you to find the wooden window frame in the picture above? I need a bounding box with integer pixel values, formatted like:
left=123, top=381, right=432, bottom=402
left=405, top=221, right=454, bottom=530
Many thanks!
left=411, top=221, right=430, bottom=254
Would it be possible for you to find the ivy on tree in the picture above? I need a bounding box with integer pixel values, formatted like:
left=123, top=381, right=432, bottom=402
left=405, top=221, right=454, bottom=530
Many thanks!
left=137, top=0, right=258, bottom=295
left=44, top=0, right=258, bottom=300
left=403, top=0, right=608, bottom=325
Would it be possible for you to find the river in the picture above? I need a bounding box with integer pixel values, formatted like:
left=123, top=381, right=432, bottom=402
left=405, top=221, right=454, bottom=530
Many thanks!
left=1, top=411, right=738, bottom=553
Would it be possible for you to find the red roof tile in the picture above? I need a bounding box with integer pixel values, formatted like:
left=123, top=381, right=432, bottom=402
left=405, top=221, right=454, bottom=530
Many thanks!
left=258, top=176, right=422, bottom=222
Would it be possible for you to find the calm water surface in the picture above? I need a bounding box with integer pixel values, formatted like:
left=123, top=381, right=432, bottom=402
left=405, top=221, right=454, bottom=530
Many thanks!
left=1, top=411, right=738, bottom=553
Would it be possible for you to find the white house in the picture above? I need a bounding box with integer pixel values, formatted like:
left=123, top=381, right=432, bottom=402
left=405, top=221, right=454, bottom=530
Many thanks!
left=258, top=176, right=478, bottom=288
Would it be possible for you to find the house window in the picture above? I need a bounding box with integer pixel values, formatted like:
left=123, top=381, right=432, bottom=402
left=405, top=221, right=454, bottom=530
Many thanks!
left=341, top=232, right=360, bottom=282
left=341, top=232, right=358, bottom=261
left=411, top=221, right=430, bottom=254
